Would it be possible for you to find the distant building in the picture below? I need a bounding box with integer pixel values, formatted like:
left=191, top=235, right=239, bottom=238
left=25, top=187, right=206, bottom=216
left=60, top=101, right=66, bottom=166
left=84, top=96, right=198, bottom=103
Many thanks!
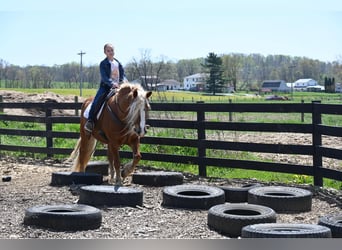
left=154, top=79, right=182, bottom=91
left=336, top=83, right=342, bottom=93
left=183, top=73, right=208, bottom=91
left=261, top=80, right=291, bottom=92
left=306, top=85, right=325, bottom=92
left=293, top=78, right=318, bottom=91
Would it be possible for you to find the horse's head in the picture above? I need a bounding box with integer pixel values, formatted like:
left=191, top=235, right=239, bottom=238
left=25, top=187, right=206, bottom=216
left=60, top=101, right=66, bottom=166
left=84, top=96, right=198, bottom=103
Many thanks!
left=118, top=83, right=152, bottom=137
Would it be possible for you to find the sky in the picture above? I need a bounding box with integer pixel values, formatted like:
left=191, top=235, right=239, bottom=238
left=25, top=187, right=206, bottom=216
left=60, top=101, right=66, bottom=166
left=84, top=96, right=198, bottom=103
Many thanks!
left=0, top=0, right=342, bottom=67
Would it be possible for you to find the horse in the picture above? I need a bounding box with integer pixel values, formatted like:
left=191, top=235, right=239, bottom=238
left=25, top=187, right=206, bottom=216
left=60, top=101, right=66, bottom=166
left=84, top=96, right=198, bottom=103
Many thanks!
left=69, top=82, right=152, bottom=185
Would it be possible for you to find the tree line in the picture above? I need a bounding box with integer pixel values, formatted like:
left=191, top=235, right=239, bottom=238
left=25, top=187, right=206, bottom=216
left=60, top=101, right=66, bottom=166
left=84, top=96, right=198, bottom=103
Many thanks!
left=1, top=50, right=341, bottom=92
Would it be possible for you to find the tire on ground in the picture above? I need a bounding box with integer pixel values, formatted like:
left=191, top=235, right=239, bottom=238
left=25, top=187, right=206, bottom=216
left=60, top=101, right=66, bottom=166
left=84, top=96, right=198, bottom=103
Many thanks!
left=85, top=161, right=109, bottom=176
left=50, top=172, right=103, bottom=186
left=23, top=204, right=102, bottom=231
left=318, top=214, right=342, bottom=238
left=241, top=223, right=332, bottom=238
left=132, top=171, right=184, bottom=186
left=78, top=185, right=143, bottom=207
left=162, top=184, right=225, bottom=209
left=208, top=203, right=276, bottom=237
left=248, top=186, right=312, bottom=212
left=219, top=183, right=262, bottom=203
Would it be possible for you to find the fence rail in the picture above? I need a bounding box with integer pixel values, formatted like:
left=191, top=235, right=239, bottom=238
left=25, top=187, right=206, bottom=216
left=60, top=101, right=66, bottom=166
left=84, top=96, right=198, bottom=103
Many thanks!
left=0, top=101, right=341, bottom=187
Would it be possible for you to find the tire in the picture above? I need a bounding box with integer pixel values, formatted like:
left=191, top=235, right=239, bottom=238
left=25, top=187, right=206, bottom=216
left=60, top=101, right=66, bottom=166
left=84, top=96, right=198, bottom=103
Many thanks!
left=318, top=214, right=342, bottom=238
left=241, top=223, right=332, bottom=238
left=248, top=186, right=312, bottom=212
left=219, top=183, right=262, bottom=203
left=132, top=171, right=184, bottom=186
left=162, top=184, right=225, bottom=209
left=85, top=161, right=109, bottom=176
left=50, top=172, right=103, bottom=186
left=23, top=204, right=102, bottom=231
left=208, top=203, right=276, bottom=237
left=78, top=185, right=143, bottom=207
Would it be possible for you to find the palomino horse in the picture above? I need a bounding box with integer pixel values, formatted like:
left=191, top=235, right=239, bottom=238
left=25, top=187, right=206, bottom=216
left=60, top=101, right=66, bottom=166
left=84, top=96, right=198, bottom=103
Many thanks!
left=69, top=83, right=152, bottom=185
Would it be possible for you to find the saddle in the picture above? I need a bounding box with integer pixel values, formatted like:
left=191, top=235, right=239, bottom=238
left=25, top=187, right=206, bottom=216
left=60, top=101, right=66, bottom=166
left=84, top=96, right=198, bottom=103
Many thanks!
left=83, top=88, right=117, bottom=120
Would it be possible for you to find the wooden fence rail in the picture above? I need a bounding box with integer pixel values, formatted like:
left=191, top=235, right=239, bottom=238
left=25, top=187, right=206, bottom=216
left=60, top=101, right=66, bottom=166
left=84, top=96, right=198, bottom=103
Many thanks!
left=0, top=101, right=341, bottom=187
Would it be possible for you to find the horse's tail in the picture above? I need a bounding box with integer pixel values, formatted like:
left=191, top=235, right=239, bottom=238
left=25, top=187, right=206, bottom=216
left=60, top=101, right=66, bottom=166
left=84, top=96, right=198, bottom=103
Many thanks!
left=67, top=136, right=97, bottom=172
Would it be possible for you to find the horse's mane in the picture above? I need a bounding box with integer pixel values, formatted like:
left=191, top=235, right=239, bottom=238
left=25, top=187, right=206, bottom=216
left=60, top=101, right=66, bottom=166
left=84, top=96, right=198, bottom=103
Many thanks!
left=120, top=83, right=150, bottom=131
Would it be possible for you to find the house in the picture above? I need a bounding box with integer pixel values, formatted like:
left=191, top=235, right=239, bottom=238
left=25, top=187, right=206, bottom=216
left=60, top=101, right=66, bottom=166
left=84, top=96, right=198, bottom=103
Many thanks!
left=306, top=85, right=325, bottom=92
left=153, top=79, right=182, bottom=91
left=336, top=83, right=342, bottom=93
left=183, top=73, right=208, bottom=91
left=293, top=78, right=318, bottom=91
left=260, top=80, right=291, bottom=92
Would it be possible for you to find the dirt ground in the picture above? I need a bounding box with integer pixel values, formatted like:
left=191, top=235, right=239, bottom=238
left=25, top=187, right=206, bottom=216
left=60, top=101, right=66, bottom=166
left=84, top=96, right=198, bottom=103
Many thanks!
left=0, top=90, right=341, bottom=238
left=0, top=156, right=341, bottom=239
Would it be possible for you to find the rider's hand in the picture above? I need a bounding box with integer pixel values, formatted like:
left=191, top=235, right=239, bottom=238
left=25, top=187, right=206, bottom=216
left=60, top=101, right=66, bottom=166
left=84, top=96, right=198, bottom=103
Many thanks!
left=112, top=82, right=119, bottom=89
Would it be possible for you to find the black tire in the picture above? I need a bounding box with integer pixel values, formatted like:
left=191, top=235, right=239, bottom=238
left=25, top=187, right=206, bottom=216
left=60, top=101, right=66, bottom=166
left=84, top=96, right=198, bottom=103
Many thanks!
left=318, top=214, right=342, bottom=238
left=132, top=171, right=184, bottom=186
left=50, top=172, right=103, bottom=186
left=241, top=223, right=332, bottom=238
left=78, top=185, right=143, bottom=207
left=208, top=203, right=276, bottom=237
left=85, top=161, right=109, bottom=176
left=219, top=183, right=262, bottom=203
left=162, top=184, right=225, bottom=210
left=23, top=204, right=102, bottom=231
left=248, top=186, right=312, bottom=212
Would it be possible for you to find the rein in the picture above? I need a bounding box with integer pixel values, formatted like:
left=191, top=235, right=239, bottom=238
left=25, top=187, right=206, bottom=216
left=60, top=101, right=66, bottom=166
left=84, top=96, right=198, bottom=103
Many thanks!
left=106, top=104, right=125, bottom=126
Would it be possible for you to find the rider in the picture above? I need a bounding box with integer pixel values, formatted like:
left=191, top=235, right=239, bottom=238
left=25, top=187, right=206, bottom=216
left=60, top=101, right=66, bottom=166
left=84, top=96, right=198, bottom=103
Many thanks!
left=84, top=43, right=126, bottom=133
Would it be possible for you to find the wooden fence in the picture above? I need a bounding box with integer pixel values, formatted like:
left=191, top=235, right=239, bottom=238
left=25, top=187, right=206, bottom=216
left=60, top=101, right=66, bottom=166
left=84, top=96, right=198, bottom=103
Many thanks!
left=0, top=101, right=341, bottom=187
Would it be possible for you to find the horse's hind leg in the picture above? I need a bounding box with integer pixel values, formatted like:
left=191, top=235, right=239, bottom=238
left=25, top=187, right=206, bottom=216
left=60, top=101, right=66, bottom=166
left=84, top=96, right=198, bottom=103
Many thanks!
left=77, top=135, right=97, bottom=172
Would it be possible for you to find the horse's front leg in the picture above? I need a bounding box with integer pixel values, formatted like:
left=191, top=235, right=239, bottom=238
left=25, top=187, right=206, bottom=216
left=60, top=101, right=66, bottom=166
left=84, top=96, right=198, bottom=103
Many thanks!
left=121, top=140, right=141, bottom=179
left=107, top=144, right=122, bottom=185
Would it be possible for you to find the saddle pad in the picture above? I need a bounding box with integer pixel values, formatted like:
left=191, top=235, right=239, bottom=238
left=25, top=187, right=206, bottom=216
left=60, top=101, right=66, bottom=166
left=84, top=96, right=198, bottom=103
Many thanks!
left=83, top=102, right=104, bottom=120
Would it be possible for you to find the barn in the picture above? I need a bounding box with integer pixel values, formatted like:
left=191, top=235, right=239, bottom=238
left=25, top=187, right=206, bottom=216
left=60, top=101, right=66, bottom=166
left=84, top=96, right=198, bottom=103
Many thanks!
left=261, top=80, right=291, bottom=93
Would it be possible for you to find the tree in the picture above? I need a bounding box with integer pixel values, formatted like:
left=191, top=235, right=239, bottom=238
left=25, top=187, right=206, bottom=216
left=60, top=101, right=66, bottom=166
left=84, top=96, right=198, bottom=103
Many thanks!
left=222, top=54, right=241, bottom=91
left=203, top=52, right=224, bottom=95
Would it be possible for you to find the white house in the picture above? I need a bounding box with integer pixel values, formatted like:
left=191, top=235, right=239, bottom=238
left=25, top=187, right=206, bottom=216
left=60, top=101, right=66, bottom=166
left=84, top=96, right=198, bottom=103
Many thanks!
left=293, top=78, right=318, bottom=90
left=261, top=80, right=291, bottom=92
left=183, top=73, right=208, bottom=91
left=336, top=83, right=342, bottom=93
left=154, top=79, right=182, bottom=91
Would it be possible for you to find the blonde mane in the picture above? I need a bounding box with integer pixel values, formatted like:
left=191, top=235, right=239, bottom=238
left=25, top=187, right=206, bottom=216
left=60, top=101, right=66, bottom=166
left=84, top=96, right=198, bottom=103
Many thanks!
left=121, top=83, right=150, bottom=132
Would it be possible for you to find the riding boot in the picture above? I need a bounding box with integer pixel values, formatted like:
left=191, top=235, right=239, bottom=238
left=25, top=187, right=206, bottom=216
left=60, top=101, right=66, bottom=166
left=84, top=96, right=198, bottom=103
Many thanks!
left=84, top=119, right=94, bottom=133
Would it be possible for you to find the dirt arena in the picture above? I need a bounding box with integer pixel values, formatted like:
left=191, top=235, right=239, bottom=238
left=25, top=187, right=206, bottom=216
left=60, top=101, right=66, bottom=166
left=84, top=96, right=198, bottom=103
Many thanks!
left=0, top=156, right=341, bottom=239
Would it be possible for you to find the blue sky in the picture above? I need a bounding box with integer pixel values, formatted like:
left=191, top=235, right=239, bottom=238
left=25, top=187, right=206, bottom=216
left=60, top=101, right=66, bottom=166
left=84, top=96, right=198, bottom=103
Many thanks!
left=1, top=0, right=341, bottom=66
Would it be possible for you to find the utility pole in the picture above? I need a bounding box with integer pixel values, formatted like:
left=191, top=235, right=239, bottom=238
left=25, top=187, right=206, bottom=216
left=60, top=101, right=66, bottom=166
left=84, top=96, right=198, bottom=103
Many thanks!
left=288, top=64, right=296, bottom=101
left=78, top=50, right=86, bottom=96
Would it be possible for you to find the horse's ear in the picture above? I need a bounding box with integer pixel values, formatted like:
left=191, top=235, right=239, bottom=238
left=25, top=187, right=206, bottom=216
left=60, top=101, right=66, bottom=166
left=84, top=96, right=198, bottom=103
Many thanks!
left=146, top=91, right=152, bottom=99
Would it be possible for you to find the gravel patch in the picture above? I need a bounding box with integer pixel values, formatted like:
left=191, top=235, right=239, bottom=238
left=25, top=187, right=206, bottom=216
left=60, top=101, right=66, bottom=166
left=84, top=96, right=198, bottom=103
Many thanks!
left=0, top=156, right=341, bottom=239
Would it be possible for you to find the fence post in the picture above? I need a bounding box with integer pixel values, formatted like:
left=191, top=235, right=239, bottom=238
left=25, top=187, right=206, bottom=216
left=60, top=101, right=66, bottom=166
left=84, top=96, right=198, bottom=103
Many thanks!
left=0, top=95, right=3, bottom=113
left=229, top=99, right=233, bottom=122
left=312, top=101, right=323, bottom=186
left=301, top=99, right=304, bottom=122
left=196, top=101, right=206, bottom=177
left=74, top=96, right=79, bottom=116
left=45, top=102, right=53, bottom=158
